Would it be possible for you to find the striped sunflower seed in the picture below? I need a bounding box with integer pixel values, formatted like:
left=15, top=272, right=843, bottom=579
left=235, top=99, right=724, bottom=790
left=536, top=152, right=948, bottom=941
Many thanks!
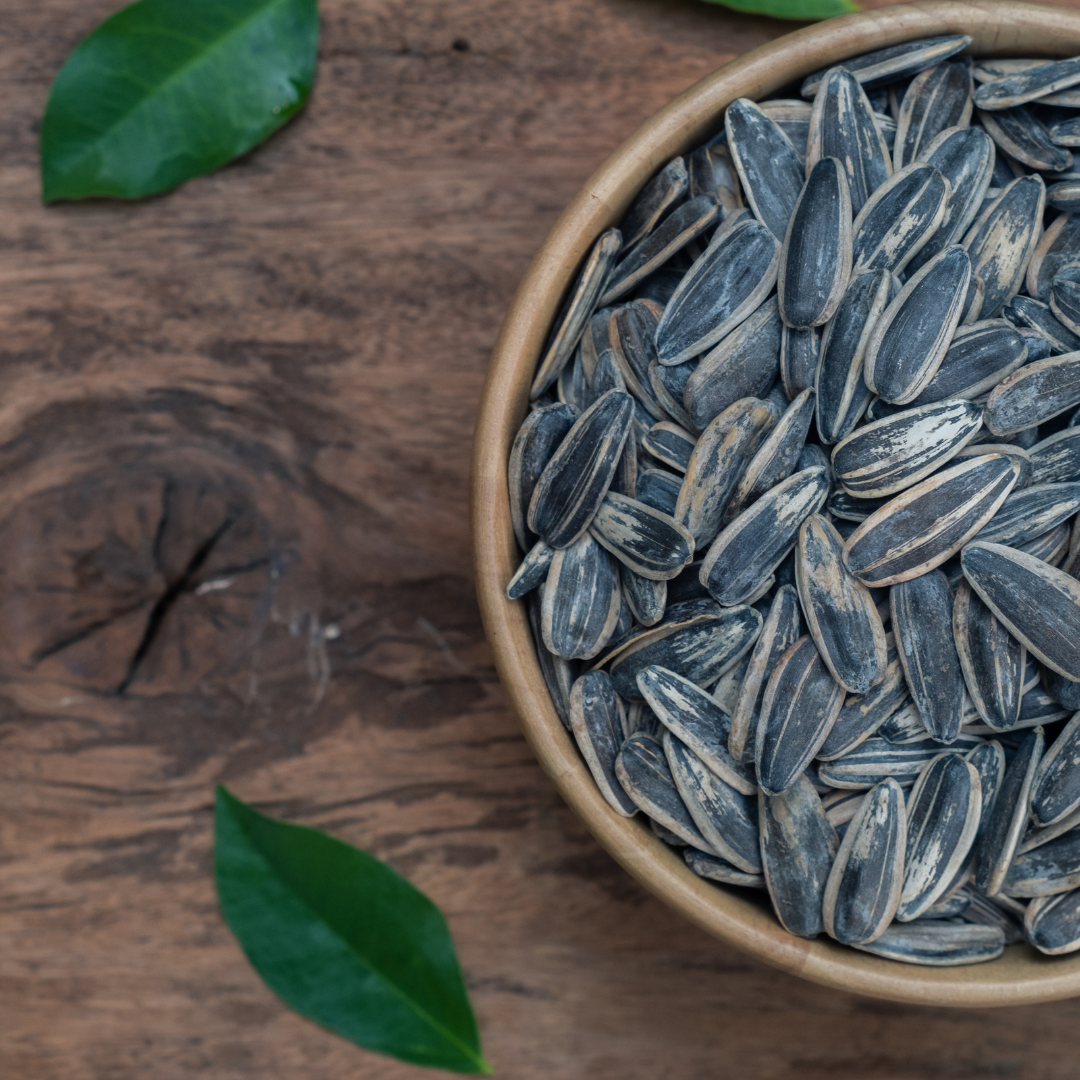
left=843, top=454, right=1020, bottom=587
left=506, top=538, right=554, bottom=600
left=864, top=245, right=971, bottom=404
left=823, top=778, right=906, bottom=944
left=1002, top=829, right=1080, bottom=898
left=637, top=664, right=757, bottom=794
left=1051, top=262, right=1080, bottom=337
left=1017, top=522, right=1071, bottom=566
left=1048, top=180, right=1080, bottom=214
left=1026, top=891, right=1080, bottom=954
left=589, top=347, right=626, bottom=400
left=896, top=751, right=982, bottom=920
left=1026, top=213, right=1080, bottom=303
left=953, top=443, right=1031, bottom=489
left=615, top=733, right=717, bottom=852
left=588, top=491, right=695, bottom=580
left=569, top=671, right=639, bottom=816
left=816, top=270, right=899, bottom=444
left=892, top=570, right=966, bottom=743
left=635, top=466, right=682, bottom=516
left=807, top=67, right=893, bottom=217
left=985, top=352, right=1080, bottom=436
left=608, top=301, right=669, bottom=422
left=655, top=214, right=780, bottom=365
left=675, top=397, right=775, bottom=549
left=822, top=787, right=866, bottom=834
left=780, top=324, right=820, bottom=400
left=531, top=229, right=622, bottom=397
left=908, top=320, right=1028, bottom=407
left=800, top=36, right=972, bottom=99
left=796, top=513, right=887, bottom=694
left=684, top=849, right=764, bottom=889
left=688, top=141, right=743, bottom=214
left=647, top=358, right=696, bottom=432
left=509, top=402, right=578, bottom=551
left=758, top=773, right=839, bottom=937
left=962, top=889, right=1025, bottom=945
left=729, top=585, right=802, bottom=763
left=1031, top=712, right=1080, bottom=827
left=978, top=105, right=1073, bottom=172
left=924, top=886, right=972, bottom=919
left=1050, top=117, right=1080, bottom=148
left=852, top=921, right=1004, bottom=965
left=817, top=737, right=963, bottom=789
left=619, top=563, right=666, bottom=627
left=953, top=580, right=1026, bottom=730
left=664, top=730, right=761, bottom=871
left=962, top=541, right=1080, bottom=680
left=725, top=98, right=806, bottom=242
left=700, top=467, right=830, bottom=607
left=972, top=482, right=1080, bottom=547
left=1004, top=295, right=1080, bottom=355
left=894, top=60, right=973, bottom=170
left=759, top=98, right=812, bottom=160
left=974, top=55, right=1080, bottom=111
left=541, top=533, right=622, bottom=660
left=528, top=588, right=578, bottom=730
left=966, top=739, right=1007, bottom=841
left=833, top=399, right=983, bottom=499
left=755, top=635, right=845, bottom=795
left=850, top=160, right=948, bottom=276
left=641, top=422, right=695, bottom=473
left=878, top=701, right=932, bottom=744
left=684, top=298, right=783, bottom=431
left=963, top=173, right=1046, bottom=320
left=827, top=489, right=888, bottom=522
left=620, top=158, right=688, bottom=248
left=778, top=157, right=852, bottom=329
left=608, top=600, right=762, bottom=700
left=528, top=389, right=634, bottom=548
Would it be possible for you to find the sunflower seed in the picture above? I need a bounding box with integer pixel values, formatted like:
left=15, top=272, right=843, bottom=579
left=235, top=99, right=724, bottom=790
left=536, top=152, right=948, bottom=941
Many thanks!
left=818, top=737, right=963, bottom=789
left=726, top=98, right=806, bottom=242
left=581, top=306, right=614, bottom=380
left=807, top=68, right=893, bottom=217
left=713, top=649, right=753, bottom=715
left=1016, top=326, right=1053, bottom=364
left=1026, top=213, right=1080, bottom=303
left=665, top=730, right=761, bottom=870
left=816, top=270, right=899, bottom=443
left=925, top=886, right=972, bottom=919
left=687, top=141, right=744, bottom=215
left=615, top=733, right=717, bottom=851
left=1050, top=117, right=1080, bottom=148
left=895, top=752, right=982, bottom=920
left=675, top=397, right=775, bottom=549
left=796, top=514, right=887, bottom=694
left=1025, top=890, right=1080, bottom=953
left=973, top=482, right=1080, bottom=547
left=758, top=774, right=839, bottom=937
left=974, top=56, right=1080, bottom=111
left=800, top=36, right=973, bottom=99
left=608, top=301, right=670, bottom=421
left=1003, top=828, right=1080, bottom=898
left=891, top=570, right=966, bottom=743
left=823, top=778, right=906, bottom=944
left=527, top=589, right=578, bottom=730
left=973, top=58, right=1044, bottom=82
left=1017, top=522, right=1071, bottom=566
left=850, top=161, right=949, bottom=276
left=1030, top=711, right=1080, bottom=831
left=506, top=539, right=554, bottom=600
left=978, top=105, right=1073, bottom=172
left=569, top=671, right=640, bottom=816
left=601, top=195, right=720, bottom=306
left=755, top=635, right=845, bottom=795
left=701, top=467, right=830, bottom=607
left=724, top=388, right=816, bottom=526
left=778, top=157, right=852, bottom=329
left=647, top=358, right=696, bottom=431
left=1004, top=295, right=1080, bottom=355
left=588, top=491, right=695, bottom=581
left=852, top=920, right=1004, bottom=965
left=879, top=700, right=933, bottom=744
left=822, top=787, right=867, bottom=829
left=509, top=402, right=578, bottom=552
left=963, top=541, right=1080, bottom=680
left=966, top=739, right=1007, bottom=837
left=531, top=229, right=623, bottom=397
left=528, top=389, right=635, bottom=548
left=636, top=466, right=682, bottom=516
left=1051, top=262, right=1080, bottom=337
left=963, top=174, right=1046, bottom=320
left=684, top=298, right=783, bottom=430
left=843, top=454, right=1020, bottom=587
left=1029, top=428, right=1080, bottom=487
left=894, top=60, right=973, bottom=170
left=618, top=564, right=666, bottom=627
left=637, top=664, right=757, bottom=794
left=541, top=533, right=622, bottom=660
left=864, top=246, right=971, bottom=404
left=827, top=489, right=889, bottom=522
left=986, top=352, right=1080, bottom=436
left=655, top=215, right=780, bottom=365
left=608, top=600, right=762, bottom=700
left=913, top=322, right=1029, bottom=411
left=684, top=848, right=765, bottom=888
left=780, top=324, right=821, bottom=400
left=620, top=159, right=688, bottom=248
left=589, top=347, right=626, bottom=400
left=641, top=422, right=696, bottom=473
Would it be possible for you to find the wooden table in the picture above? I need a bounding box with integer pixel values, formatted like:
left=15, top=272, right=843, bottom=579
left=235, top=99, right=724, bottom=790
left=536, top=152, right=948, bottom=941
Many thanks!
left=4, top=0, right=1080, bottom=1076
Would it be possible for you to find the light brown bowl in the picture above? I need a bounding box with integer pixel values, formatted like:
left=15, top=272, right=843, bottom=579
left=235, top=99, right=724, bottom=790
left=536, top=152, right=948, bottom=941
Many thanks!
left=471, top=1, right=1080, bottom=1006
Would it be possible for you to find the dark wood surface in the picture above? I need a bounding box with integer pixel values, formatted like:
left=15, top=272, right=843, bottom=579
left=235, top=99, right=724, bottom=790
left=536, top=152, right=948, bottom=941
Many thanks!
left=4, top=0, right=1080, bottom=1076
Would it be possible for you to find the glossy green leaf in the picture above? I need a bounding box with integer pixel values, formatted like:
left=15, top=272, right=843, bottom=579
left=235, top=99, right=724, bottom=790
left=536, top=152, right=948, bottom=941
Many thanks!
left=214, top=786, right=490, bottom=1074
left=40, top=0, right=318, bottom=202
left=699, top=0, right=858, bottom=21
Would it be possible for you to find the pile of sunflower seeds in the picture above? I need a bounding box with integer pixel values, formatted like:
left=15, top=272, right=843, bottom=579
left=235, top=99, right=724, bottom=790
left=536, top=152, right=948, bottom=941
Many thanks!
left=507, top=36, right=1080, bottom=966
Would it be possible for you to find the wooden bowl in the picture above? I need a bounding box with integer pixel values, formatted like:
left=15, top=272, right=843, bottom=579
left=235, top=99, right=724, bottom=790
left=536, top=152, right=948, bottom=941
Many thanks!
left=471, top=0, right=1080, bottom=1006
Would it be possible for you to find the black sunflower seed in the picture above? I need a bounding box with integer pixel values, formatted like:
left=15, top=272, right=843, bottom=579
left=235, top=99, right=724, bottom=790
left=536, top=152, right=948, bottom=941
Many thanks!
left=894, top=59, right=973, bottom=169
left=569, top=671, right=640, bottom=816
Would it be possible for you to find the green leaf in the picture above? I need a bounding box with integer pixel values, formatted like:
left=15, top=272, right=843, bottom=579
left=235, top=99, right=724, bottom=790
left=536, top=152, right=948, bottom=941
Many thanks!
left=698, top=0, right=858, bottom=21
left=214, top=786, right=491, bottom=1074
left=40, top=0, right=319, bottom=202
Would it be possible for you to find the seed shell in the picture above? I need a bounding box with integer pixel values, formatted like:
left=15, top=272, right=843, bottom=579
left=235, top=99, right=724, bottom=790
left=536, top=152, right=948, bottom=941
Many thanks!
left=1031, top=712, right=1080, bottom=827
left=1005, top=295, right=1080, bottom=355
left=985, top=351, right=1080, bottom=436
left=665, top=730, right=761, bottom=870
left=608, top=301, right=669, bottom=422
left=967, top=739, right=1007, bottom=841
left=807, top=68, right=893, bottom=217
left=531, top=229, right=622, bottom=398
left=620, top=159, right=688, bottom=249
left=688, top=141, right=743, bottom=214
left=780, top=324, right=820, bottom=400
left=569, top=672, right=639, bottom=817
left=506, top=539, right=554, bottom=600
left=528, top=589, right=578, bottom=730
left=1048, top=181, right=1080, bottom=213
left=1026, top=213, right=1080, bottom=303
left=655, top=214, right=781, bottom=365
left=589, top=491, right=695, bottom=581
left=852, top=921, right=1004, bottom=966
left=891, top=570, right=966, bottom=743
left=818, top=737, right=963, bottom=789
left=962, top=540, right=1080, bottom=680
left=778, top=157, right=852, bottom=329
left=1051, top=262, right=1080, bottom=337
left=541, top=533, right=622, bottom=660
left=509, top=402, right=578, bottom=552
left=641, top=422, right=695, bottom=473
left=864, top=245, right=971, bottom=404
left=823, top=778, right=907, bottom=944
left=978, top=105, right=1073, bottom=172
left=619, top=563, right=666, bottom=627
left=974, top=56, right=1080, bottom=111
left=725, top=98, right=806, bottom=242
left=843, top=454, right=1020, bottom=587
left=800, top=36, right=972, bottom=98
left=1003, top=829, right=1080, bottom=898
left=758, top=774, right=839, bottom=937
left=973, top=482, right=1080, bottom=547
left=636, top=466, right=682, bottom=516
left=1025, top=891, right=1080, bottom=954
left=701, top=467, right=830, bottom=607
left=1018, top=522, right=1071, bottom=567
left=647, top=358, right=696, bottom=431
left=684, top=848, right=765, bottom=889
left=894, top=60, right=973, bottom=170
left=755, top=635, right=845, bottom=796
left=909, top=320, right=1028, bottom=406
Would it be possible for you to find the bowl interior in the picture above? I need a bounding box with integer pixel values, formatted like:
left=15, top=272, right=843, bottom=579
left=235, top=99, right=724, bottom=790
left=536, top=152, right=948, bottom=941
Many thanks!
left=471, top=0, right=1080, bottom=1007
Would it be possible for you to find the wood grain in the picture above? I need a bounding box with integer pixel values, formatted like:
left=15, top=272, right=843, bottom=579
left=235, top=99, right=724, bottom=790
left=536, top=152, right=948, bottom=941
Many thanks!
left=5, top=0, right=1080, bottom=1076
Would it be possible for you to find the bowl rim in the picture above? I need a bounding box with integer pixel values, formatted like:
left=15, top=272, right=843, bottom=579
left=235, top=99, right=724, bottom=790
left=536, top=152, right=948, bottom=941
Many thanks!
left=471, top=0, right=1080, bottom=1007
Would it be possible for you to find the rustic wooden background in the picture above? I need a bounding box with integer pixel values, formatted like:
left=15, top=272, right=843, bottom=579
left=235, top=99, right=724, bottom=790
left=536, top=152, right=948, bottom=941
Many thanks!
left=3, top=0, right=1080, bottom=1076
